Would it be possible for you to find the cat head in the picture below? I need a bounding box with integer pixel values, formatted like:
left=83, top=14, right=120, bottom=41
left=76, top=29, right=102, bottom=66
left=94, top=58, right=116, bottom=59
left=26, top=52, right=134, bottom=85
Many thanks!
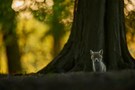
left=90, top=49, right=103, bottom=62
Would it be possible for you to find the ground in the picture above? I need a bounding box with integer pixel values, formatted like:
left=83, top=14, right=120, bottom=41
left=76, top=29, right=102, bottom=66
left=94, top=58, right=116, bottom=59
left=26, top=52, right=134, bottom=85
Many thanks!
left=0, top=70, right=135, bottom=90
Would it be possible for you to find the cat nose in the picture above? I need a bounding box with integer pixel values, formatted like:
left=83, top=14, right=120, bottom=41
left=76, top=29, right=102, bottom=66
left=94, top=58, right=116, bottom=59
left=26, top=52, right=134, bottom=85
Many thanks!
left=95, top=58, right=98, bottom=61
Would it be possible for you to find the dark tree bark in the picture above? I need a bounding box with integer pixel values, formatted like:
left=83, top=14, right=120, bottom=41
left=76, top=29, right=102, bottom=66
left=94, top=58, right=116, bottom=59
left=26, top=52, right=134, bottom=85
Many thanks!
left=38, top=0, right=135, bottom=73
left=0, top=0, right=22, bottom=74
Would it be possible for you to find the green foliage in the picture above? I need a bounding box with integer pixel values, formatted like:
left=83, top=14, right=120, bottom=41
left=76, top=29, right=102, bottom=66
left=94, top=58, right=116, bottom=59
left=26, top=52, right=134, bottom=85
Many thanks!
left=32, top=9, right=47, bottom=21
left=126, top=11, right=135, bottom=30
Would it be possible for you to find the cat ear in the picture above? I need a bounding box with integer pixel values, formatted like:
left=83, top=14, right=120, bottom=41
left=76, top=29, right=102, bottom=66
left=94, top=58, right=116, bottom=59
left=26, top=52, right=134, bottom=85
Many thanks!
left=99, top=49, right=103, bottom=55
left=90, top=50, right=93, bottom=55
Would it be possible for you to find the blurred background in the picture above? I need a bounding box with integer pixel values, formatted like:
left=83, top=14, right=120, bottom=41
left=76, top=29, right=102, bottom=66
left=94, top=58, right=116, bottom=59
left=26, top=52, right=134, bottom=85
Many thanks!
left=0, top=0, right=135, bottom=74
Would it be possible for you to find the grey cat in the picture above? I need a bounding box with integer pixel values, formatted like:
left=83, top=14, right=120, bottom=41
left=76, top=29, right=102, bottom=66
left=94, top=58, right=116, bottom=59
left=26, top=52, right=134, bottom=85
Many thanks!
left=90, top=49, right=106, bottom=72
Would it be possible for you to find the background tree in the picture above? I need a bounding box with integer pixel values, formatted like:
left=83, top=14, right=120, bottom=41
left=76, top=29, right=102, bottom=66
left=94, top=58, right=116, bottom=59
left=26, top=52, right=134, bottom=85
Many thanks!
left=125, top=0, right=135, bottom=58
left=8, top=0, right=74, bottom=73
left=38, top=0, right=135, bottom=74
left=31, top=0, right=74, bottom=57
left=0, top=0, right=22, bottom=74
left=42, top=0, right=74, bottom=57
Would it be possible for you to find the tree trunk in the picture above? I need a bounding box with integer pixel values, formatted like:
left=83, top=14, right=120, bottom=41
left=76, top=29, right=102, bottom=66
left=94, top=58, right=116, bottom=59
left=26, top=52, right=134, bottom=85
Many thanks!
left=0, top=0, right=22, bottom=74
left=38, top=0, right=135, bottom=74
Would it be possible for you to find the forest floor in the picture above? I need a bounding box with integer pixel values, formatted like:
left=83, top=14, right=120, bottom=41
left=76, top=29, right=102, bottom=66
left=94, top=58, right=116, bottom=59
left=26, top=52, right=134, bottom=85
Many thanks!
left=0, top=70, right=135, bottom=90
